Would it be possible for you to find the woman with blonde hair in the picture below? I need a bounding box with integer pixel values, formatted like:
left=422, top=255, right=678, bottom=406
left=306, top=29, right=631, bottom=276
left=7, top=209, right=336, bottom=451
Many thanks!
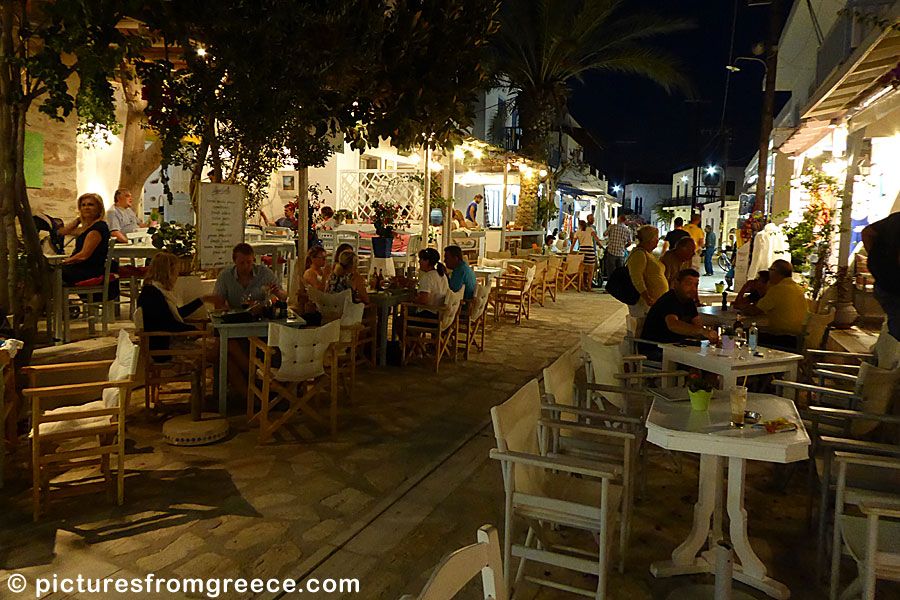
left=326, top=249, right=369, bottom=304
left=58, top=192, right=111, bottom=285
left=626, top=225, right=667, bottom=317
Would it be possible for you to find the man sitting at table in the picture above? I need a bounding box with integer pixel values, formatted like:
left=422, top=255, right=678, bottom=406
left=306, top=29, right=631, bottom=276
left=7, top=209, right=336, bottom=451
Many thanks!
left=661, top=237, right=696, bottom=288
left=210, top=243, right=287, bottom=309
left=107, top=188, right=145, bottom=244
left=641, top=269, right=717, bottom=359
left=739, top=259, right=806, bottom=349
left=443, top=245, right=476, bottom=300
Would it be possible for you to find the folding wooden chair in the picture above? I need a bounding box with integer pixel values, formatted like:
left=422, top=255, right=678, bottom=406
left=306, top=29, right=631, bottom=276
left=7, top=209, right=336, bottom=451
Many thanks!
left=526, top=260, right=548, bottom=307
left=335, top=298, right=377, bottom=402
left=560, top=253, right=584, bottom=293
left=400, top=288, right=464, bottom=372
left=545, top=255, right=563, bottom=302
left=22, top=329, right=138, bottom=520
left=459, top=284, right=491, bottom=359
left=400, top=525, right=507, bottom=600
left=493, top=265, right=535, bottom=324
left=247, top=321, right=341, bottom=442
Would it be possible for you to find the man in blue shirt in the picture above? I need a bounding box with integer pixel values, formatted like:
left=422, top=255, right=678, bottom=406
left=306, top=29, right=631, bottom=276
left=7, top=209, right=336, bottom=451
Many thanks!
left=465, top=194, right=483, bottom=227
left=444, top=245, right=476, bottom=300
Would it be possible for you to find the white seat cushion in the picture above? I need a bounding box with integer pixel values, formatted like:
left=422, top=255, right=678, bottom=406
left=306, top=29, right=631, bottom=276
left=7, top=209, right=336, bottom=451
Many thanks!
left=32, top=401, right=112, bottom=437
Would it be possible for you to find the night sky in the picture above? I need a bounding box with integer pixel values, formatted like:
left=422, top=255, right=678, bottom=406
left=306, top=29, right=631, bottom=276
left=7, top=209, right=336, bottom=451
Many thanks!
left=568, top=0, right=793, bottom=187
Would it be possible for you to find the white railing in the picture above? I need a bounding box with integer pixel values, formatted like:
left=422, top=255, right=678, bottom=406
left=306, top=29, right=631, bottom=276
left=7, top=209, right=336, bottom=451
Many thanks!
left=338, top=169, right=425, bottom=226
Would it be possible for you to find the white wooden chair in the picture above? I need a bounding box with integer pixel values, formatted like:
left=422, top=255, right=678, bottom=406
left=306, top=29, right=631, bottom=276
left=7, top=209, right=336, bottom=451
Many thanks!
left=400, top=525, right=507, bottom=600
left=308, top=287, right=353, bottom=323
left=829, top=451, right=900, bottom=600
left=393, top=233, right=423, bottom=274
left=61, top=237, right=118, bottom=342
left=489, top=379, right=625, bottom=599
left=247, top=321, right=341, bottom=442
left=318, top=231, right=336, bottom=253
left=545, top=255, right=563, bottom=302
left=400, top=288, right=464, bottom=372
left=459, top=284, right=491, bottom=359
left=22, top=329, right=138, bottom=520
left=336, top=297, right=377, bottom=403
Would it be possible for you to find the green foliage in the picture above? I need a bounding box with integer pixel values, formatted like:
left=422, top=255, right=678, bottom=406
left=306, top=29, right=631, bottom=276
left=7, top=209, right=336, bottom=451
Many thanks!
left=370, top=199, right=406, bottom=238
left=686, top=373, right=714, bottom=393
left=148, top=221, right=196, bottom=257
left=535, top=190, right=559, bottom=229
left=653, top=207, right=676, bottom=226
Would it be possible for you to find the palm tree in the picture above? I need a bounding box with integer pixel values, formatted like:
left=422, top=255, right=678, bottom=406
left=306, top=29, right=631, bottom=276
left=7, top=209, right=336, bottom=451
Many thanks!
left=491, top=0, right=693, bottom=161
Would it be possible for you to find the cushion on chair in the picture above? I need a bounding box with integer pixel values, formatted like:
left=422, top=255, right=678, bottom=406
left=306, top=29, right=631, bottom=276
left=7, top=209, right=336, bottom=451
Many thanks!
left=440, top=288, right=465, bottom=332
left=470, top=284, right=491, bottom=320
left=74, top=274, right=119, bottom=286
left=267, top=320, right=340, bottom=382
left=31, top=400, right=112, bottom=436
left=391, top=234, right=410, bottom=253
left=581, top=334, right=627, bottom=410
left=117, top=265, right=148, bottom=278
left=103, top=329, right=139, bottom=407
left=339, top=298, right=365, bottom=344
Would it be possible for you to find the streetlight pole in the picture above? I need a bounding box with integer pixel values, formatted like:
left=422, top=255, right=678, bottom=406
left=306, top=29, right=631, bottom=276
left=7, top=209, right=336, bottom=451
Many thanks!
left=755, top=0, right=782, bottom=215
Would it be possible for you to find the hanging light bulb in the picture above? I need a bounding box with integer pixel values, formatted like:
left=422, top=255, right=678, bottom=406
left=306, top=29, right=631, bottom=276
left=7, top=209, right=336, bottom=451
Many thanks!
left=518, top=163, right=527, bottom=172
left=539, top=169, right=548, bottom=178
left=524, top=167, right=534, bottom=178
left=196, top=47, right=207, bottom=57
left=453, top=147, right=465, bottom=160
left=472, top=147, right=483, bottom=159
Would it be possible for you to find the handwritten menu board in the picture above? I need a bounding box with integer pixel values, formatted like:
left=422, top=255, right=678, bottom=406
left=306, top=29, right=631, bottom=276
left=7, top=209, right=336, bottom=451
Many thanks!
left=198, top=183, right=245, bottom=268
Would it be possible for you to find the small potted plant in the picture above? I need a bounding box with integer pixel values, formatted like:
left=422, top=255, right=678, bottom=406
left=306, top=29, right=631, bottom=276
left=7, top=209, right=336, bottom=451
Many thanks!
left=370, top=199, right=404, bottom=258
left=148, top=221, right=197, bottom=273
left=686, top=373, right=715, bottom=411
left=335, top=209, right=356, bottom=225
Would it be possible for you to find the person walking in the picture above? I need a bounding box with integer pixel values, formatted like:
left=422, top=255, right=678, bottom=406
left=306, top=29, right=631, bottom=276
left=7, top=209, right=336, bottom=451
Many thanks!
left=703, top=225, right=717, bottom=276
left=603, top=214, right=632, bottom=278
left=682, top=213, right=704, bottom=271
left=571, top=220, right=601, bottom=290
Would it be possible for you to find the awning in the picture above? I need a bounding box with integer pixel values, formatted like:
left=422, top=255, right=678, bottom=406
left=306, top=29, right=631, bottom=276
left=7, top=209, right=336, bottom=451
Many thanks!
left=558, top=170, right=608, bottom=196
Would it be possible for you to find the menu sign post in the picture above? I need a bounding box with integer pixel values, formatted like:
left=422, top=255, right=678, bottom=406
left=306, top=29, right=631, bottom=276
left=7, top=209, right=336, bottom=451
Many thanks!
left=198, top=183, right=245, bottom=268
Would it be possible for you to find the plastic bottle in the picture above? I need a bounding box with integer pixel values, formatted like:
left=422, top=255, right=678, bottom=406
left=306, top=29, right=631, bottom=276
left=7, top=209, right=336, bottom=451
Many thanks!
left=749, top=322, right=758, bottom=352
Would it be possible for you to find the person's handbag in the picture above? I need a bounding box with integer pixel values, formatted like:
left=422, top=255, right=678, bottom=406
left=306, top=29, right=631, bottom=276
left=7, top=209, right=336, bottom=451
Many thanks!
left=605, top=253, right=640, bottom=306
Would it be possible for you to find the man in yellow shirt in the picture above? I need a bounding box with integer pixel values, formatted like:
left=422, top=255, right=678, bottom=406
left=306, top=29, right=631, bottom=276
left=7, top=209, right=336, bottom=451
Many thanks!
left=682, top=214, right=705, bottom=270
left=741, top=259, right=807, bottom=349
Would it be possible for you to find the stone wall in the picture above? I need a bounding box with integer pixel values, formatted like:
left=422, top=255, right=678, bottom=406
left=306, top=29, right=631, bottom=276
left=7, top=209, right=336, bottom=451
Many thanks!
left=514, top=175, right=539, bottom=229
left=26, top=105, right=79, bottom=220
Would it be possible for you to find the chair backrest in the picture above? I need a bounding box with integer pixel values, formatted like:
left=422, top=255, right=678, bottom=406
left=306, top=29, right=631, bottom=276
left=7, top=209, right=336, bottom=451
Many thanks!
left=802, top=309, right=835, bottom=352
left=268, top=320, right=340, bottom=382
left=532, top=259, right=547, bottom=281
left=441, top=287, right=465, bottom=331
left=852, top=362, right=900, bottom=436
left=471, top=284, right=491, bottom=321
left=319, top=231, right=336, bottom=252
left=486, top=251, right=511, bottom=259
left=522, top=265, right=536, bottom=292
left=407, top=233, right=423, bottom=257
left=564, top=253, right=584, bottom=274
left=103, top=329, right=140, bottom=407
left=490, top=379, right=543, bottom=495
left=478, top=257, right=508, bottom=270
left=173, top=275, right=209, bottom=320
left=339, top=296, right=365, bottom=343
left=581, top=334, right=626, bottom=409
left=308, top=287, right=352, bottom=322
left=542, top=348, right=581, bottom=409
left=133, top=306, right=144, bottom=331
left=547, top=255, right=563, bottom=279
left=244, top=228, right=263, bottom=242
left=407, top=525, right=507, bottom=600
left=336, top=231, right=360, bottom=253
left=263, top=226, right=292, bottom=238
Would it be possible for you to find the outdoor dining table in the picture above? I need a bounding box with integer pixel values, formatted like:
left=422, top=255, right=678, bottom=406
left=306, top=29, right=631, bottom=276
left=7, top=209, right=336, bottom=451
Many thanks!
left=699, top=305, right=769, bottom=329
left=646, top=392, right=810, bottom=599
left=367, top=288, right=416, bottom=366
left=659, top=342, right=802, bottom=392
left=112, top=243, right=159, bottom=261
left=248, top=239, right=297, bottom=288
left=210, top=314, right=306, bottom=414
left=473, top=266, right=502, bottom=288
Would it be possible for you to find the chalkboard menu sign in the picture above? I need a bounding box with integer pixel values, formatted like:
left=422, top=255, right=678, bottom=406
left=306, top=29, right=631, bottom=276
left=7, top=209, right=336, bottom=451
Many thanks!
left=199, top=183, right=245, bottom=268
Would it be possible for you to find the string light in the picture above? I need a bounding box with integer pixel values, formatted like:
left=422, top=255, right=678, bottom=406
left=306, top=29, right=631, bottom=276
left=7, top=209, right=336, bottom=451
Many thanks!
left=472, top=147, right=483, bottom=159
left=453, top=147, right=465, bottom=160
left=196, top=47, right=207, bottom=57
left=539, top=169, right=548, bottom=178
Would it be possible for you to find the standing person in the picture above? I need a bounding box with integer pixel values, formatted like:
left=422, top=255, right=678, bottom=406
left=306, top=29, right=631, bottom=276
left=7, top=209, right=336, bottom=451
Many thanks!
left=626, top=225, right=668, bottom=317
left=862, top=212, right=900, bottom=340
left=603, top=214, right=632, bottom=278
left=571, top=220, right=601, bottom=290
left=210, top=243, right=287, bottom=309
left=661, top=217, right=689, bottom=253
left=107, top=188, right=143, bottom=244
left=703, top=225, right=717, bottom=276
left=682, top=213, right=705, bottom=270
left=58, top=193, right=111, bottom=285
left=443, top=245, right=476, bottom=300
left=466, top=194, right=483, bottom=227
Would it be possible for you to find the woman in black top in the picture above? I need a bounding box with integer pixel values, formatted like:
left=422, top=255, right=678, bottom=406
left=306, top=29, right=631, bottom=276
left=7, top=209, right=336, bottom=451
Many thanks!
left=137, top=253, right=214, bottom=359
left=58, top=193, right=112, bottom=285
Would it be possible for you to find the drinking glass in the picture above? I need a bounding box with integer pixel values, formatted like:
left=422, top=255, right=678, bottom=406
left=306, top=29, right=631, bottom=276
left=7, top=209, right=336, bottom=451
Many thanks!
left=730, top=385, right=748, bottom=427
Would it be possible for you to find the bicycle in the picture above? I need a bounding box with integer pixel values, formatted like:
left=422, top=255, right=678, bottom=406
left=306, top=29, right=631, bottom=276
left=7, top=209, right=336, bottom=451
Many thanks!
left=717, top=248, right=732, bottom=272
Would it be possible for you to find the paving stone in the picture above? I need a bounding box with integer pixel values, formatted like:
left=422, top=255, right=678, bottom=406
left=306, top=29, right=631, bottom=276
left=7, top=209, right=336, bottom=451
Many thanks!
left=173, top=552, right=239, bottom=580
left=93, top=536, right=149, bottom=558
left=250, top=492, right=297, bottom=509
left=320, top=488, right=374, bottom=516
left=301, top=519, right=342, bottom=543
left=250, top=541, right=302, bottom=581
left=135, top=532, right=205, bottom=572
left=224, top=521, right=287, bottom=551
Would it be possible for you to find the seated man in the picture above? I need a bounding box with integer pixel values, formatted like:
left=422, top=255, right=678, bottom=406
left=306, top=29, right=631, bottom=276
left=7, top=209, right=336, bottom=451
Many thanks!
left=443, top=245, right=476, bottom=300
left=732, top=270, right=769, bottom=312
left=660, top=237, right=696, bottom=288
left=740, top=259, right=806, bottom=349
left=641, top=269, right=717, bottom=359
left=211, top=243, right=287, bottom=309
left=107, top=188, right=144, bottom=244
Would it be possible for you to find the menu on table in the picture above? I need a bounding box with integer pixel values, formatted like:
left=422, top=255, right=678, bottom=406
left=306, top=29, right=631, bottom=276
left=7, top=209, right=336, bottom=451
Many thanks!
left=199, top=183, right=245, bottom=268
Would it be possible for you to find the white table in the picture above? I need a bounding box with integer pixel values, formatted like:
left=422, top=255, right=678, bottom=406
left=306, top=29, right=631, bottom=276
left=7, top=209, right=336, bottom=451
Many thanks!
left=647, top=393, right=810, bottom=599
left=211, top=315, right=306, bottom=414
left=112, top=244, right=159, bottom=261
left=248, top=240, right=297, bottom=287
left=473, top=267, right=502, bottom=288
left=659, top=343, right=802, bottom=392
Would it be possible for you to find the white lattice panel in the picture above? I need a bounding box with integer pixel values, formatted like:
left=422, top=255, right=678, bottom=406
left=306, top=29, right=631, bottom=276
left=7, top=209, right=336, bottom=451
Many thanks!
left=339, top=170, right=424, bottom=225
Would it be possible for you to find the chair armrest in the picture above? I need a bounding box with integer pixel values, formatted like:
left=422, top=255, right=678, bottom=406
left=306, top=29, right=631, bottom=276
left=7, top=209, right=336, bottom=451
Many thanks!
left=772, top=380, right=857, bottom=399
left=859, top=499, right=900, bottom=519
left=807, top=406, right=900, bottom=425
left=539, top=418, right=636, bottom=441
left=541, top=402, right=643, bottom=425
left=613, top=370, right=689, bottom=380
left=23, top=379, right=133, bottom=398
left=22, top=360, right=114, bottom=374
left=489, top=449, right=621, bottom=479
left=621, top=354, right=647, bottom=362
left=811, top=369, right=859, bottom=383
left=807, top=349, right=874, bottom=360
left=137, top=330, right=210, bottom=339
left=812, top=363, right=860, bottom=373
left=583, top=383, right=654, bottom=398
left=820, top=436, right=900, bottom=458
left=834, top=451, right=900, bottom=470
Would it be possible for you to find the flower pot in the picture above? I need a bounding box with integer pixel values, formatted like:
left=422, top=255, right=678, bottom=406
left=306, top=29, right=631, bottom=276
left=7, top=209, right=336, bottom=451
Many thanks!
left=689, top=389, right=712, bottom=411
left=372, top=236, right=393, bottom=258
left=715, top=282, right=725, bottom=293
left=177, top=255, right=195, bottom=275
left=430, top=207, right=444, bottom=226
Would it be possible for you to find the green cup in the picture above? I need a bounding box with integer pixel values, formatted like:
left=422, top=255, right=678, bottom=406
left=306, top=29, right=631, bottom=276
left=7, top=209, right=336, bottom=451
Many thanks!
left=689, top=389, right=712, bottom=411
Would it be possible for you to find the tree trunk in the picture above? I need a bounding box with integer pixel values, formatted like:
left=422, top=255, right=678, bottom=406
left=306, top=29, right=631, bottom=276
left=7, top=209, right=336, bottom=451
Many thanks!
left=516, top=88, right=557, bottom=162
left=117, top=64, right=162, bottom=210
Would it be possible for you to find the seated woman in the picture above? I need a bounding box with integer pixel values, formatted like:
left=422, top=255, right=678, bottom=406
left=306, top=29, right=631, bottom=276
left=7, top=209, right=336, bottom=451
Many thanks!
left=303, top=245, right=329, bottom=291
left=58, top=193, right=111, bottom=285
left=326, top=249, right=369, bottom=304
left=414, top=248, right=449, bottom=320
left=451, top=209, right=467, bottom=230
left=733, top=270, right=769, bottom=311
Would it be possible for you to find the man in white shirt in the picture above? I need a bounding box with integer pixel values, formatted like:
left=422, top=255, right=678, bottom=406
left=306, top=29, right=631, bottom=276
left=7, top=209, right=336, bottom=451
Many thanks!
left=107, top=189, right=143, bottom=243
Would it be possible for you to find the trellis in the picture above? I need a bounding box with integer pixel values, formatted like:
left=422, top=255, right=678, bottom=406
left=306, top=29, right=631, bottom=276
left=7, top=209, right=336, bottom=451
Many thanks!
left=338, top=170, right=425, bottom=225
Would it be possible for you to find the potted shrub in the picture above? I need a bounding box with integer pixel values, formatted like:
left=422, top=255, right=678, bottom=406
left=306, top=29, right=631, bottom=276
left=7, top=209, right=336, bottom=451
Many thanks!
left=335, top=209, right=356, bottom=225
left=429, top=196, right=451, bottom=226
left=370, top=199, right=404, bottom=258
left=148, top=221, right=196, bottom=273
left=686, top=373, right=715, bottom=411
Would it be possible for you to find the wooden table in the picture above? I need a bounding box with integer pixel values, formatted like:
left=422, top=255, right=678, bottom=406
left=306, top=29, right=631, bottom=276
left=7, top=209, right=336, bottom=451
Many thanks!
left=646, top=393, right=809, bottom=599
left=699, top=305, right=768, bottom=329
left=211, top=315, right=306, bottom=414
left=368, top=289, right=415, bottom=366
left=659, top=343, right=801, bottom=392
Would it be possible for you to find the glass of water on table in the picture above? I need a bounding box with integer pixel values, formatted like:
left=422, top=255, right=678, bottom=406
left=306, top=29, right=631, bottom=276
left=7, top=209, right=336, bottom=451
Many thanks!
left=730, top=385, right=748, bottom=427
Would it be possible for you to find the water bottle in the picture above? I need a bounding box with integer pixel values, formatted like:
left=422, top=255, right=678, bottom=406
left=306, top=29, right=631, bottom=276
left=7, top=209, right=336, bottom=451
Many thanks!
left=749, top=323, right=758, bottom=352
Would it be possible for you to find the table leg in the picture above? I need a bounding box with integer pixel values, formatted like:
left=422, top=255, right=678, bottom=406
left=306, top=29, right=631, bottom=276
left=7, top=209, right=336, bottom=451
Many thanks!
left=54, top=267, right=64, bottom=345
left=726, top=457, right=790, bottom=600
left=721, top=373, right=737, bottom=391
left=784, top=363, right=798, bottom=401
left=651, top=454, right=722, bottom=577
left=217, top=333, right=228, bottom=415
left=378, top=302, right=390, bottom=367
left=661, top=349, right=677, bottom=388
